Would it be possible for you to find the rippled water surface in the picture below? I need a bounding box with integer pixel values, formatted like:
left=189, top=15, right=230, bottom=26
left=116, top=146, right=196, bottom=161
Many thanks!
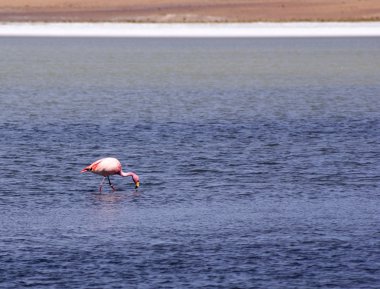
left=0, top=37, right=380, bottom=288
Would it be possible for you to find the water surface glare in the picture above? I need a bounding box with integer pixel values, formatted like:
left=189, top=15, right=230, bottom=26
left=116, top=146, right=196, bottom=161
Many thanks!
left=0, top=37, right=379, bottom=288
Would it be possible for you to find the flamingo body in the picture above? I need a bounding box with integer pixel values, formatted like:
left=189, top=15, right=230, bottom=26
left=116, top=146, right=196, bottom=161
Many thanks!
left=83, top=157, right=122, bottom=177
left=81, top=157, right=140, bottom=191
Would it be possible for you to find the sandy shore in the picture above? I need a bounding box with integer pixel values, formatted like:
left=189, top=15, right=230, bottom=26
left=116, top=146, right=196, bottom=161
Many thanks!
left=1, top=0, right=380, bottom=22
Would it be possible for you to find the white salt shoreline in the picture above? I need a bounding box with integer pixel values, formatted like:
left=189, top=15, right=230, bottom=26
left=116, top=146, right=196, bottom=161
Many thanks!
left=0, top=22, right=380, bottom=37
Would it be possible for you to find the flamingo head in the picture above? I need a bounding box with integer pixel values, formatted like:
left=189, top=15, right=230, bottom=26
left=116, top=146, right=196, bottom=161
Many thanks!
left=132, top=173, right=140, bottom=189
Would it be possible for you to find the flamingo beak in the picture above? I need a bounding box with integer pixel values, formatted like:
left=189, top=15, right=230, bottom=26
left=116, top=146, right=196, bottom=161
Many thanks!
left=80, top=168, right=89, bottom=173
left=135, top=181, right=140, bottom=189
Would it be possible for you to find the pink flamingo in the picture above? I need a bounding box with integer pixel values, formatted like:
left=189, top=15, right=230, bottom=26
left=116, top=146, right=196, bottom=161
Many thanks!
left=81, top=157, right=140, bottom=192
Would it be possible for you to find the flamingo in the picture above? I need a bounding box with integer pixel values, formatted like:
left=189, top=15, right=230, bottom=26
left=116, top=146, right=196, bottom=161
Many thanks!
left=81, top=157, right=140, bottom=192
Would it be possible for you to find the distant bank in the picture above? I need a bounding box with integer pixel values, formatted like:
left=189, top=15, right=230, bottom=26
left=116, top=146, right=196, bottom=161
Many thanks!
left=0, top=0, right=380, bottom=22
left=1, top=22, right=380, bottom=37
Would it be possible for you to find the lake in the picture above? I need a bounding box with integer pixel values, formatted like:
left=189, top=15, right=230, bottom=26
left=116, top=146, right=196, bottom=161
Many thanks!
left=0, top=37, right=379, bottom=288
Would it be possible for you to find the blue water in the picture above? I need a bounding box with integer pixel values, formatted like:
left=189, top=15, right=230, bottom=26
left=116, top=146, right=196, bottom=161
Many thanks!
left=0, top=37, right=379, bottom=288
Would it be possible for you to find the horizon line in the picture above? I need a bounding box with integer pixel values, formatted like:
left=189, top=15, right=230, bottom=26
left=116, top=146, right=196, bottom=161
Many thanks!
left=1, top=22, right=380, bottom=37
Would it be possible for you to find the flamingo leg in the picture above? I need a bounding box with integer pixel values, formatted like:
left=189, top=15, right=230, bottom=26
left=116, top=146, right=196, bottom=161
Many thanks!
left=107, top=176, right=116, bottom=191
left=99, top=177, right=106, bottom=192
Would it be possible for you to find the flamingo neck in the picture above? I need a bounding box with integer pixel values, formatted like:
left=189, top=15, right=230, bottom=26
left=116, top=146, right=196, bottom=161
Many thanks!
left=120, top=171, right=135, bottom=178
